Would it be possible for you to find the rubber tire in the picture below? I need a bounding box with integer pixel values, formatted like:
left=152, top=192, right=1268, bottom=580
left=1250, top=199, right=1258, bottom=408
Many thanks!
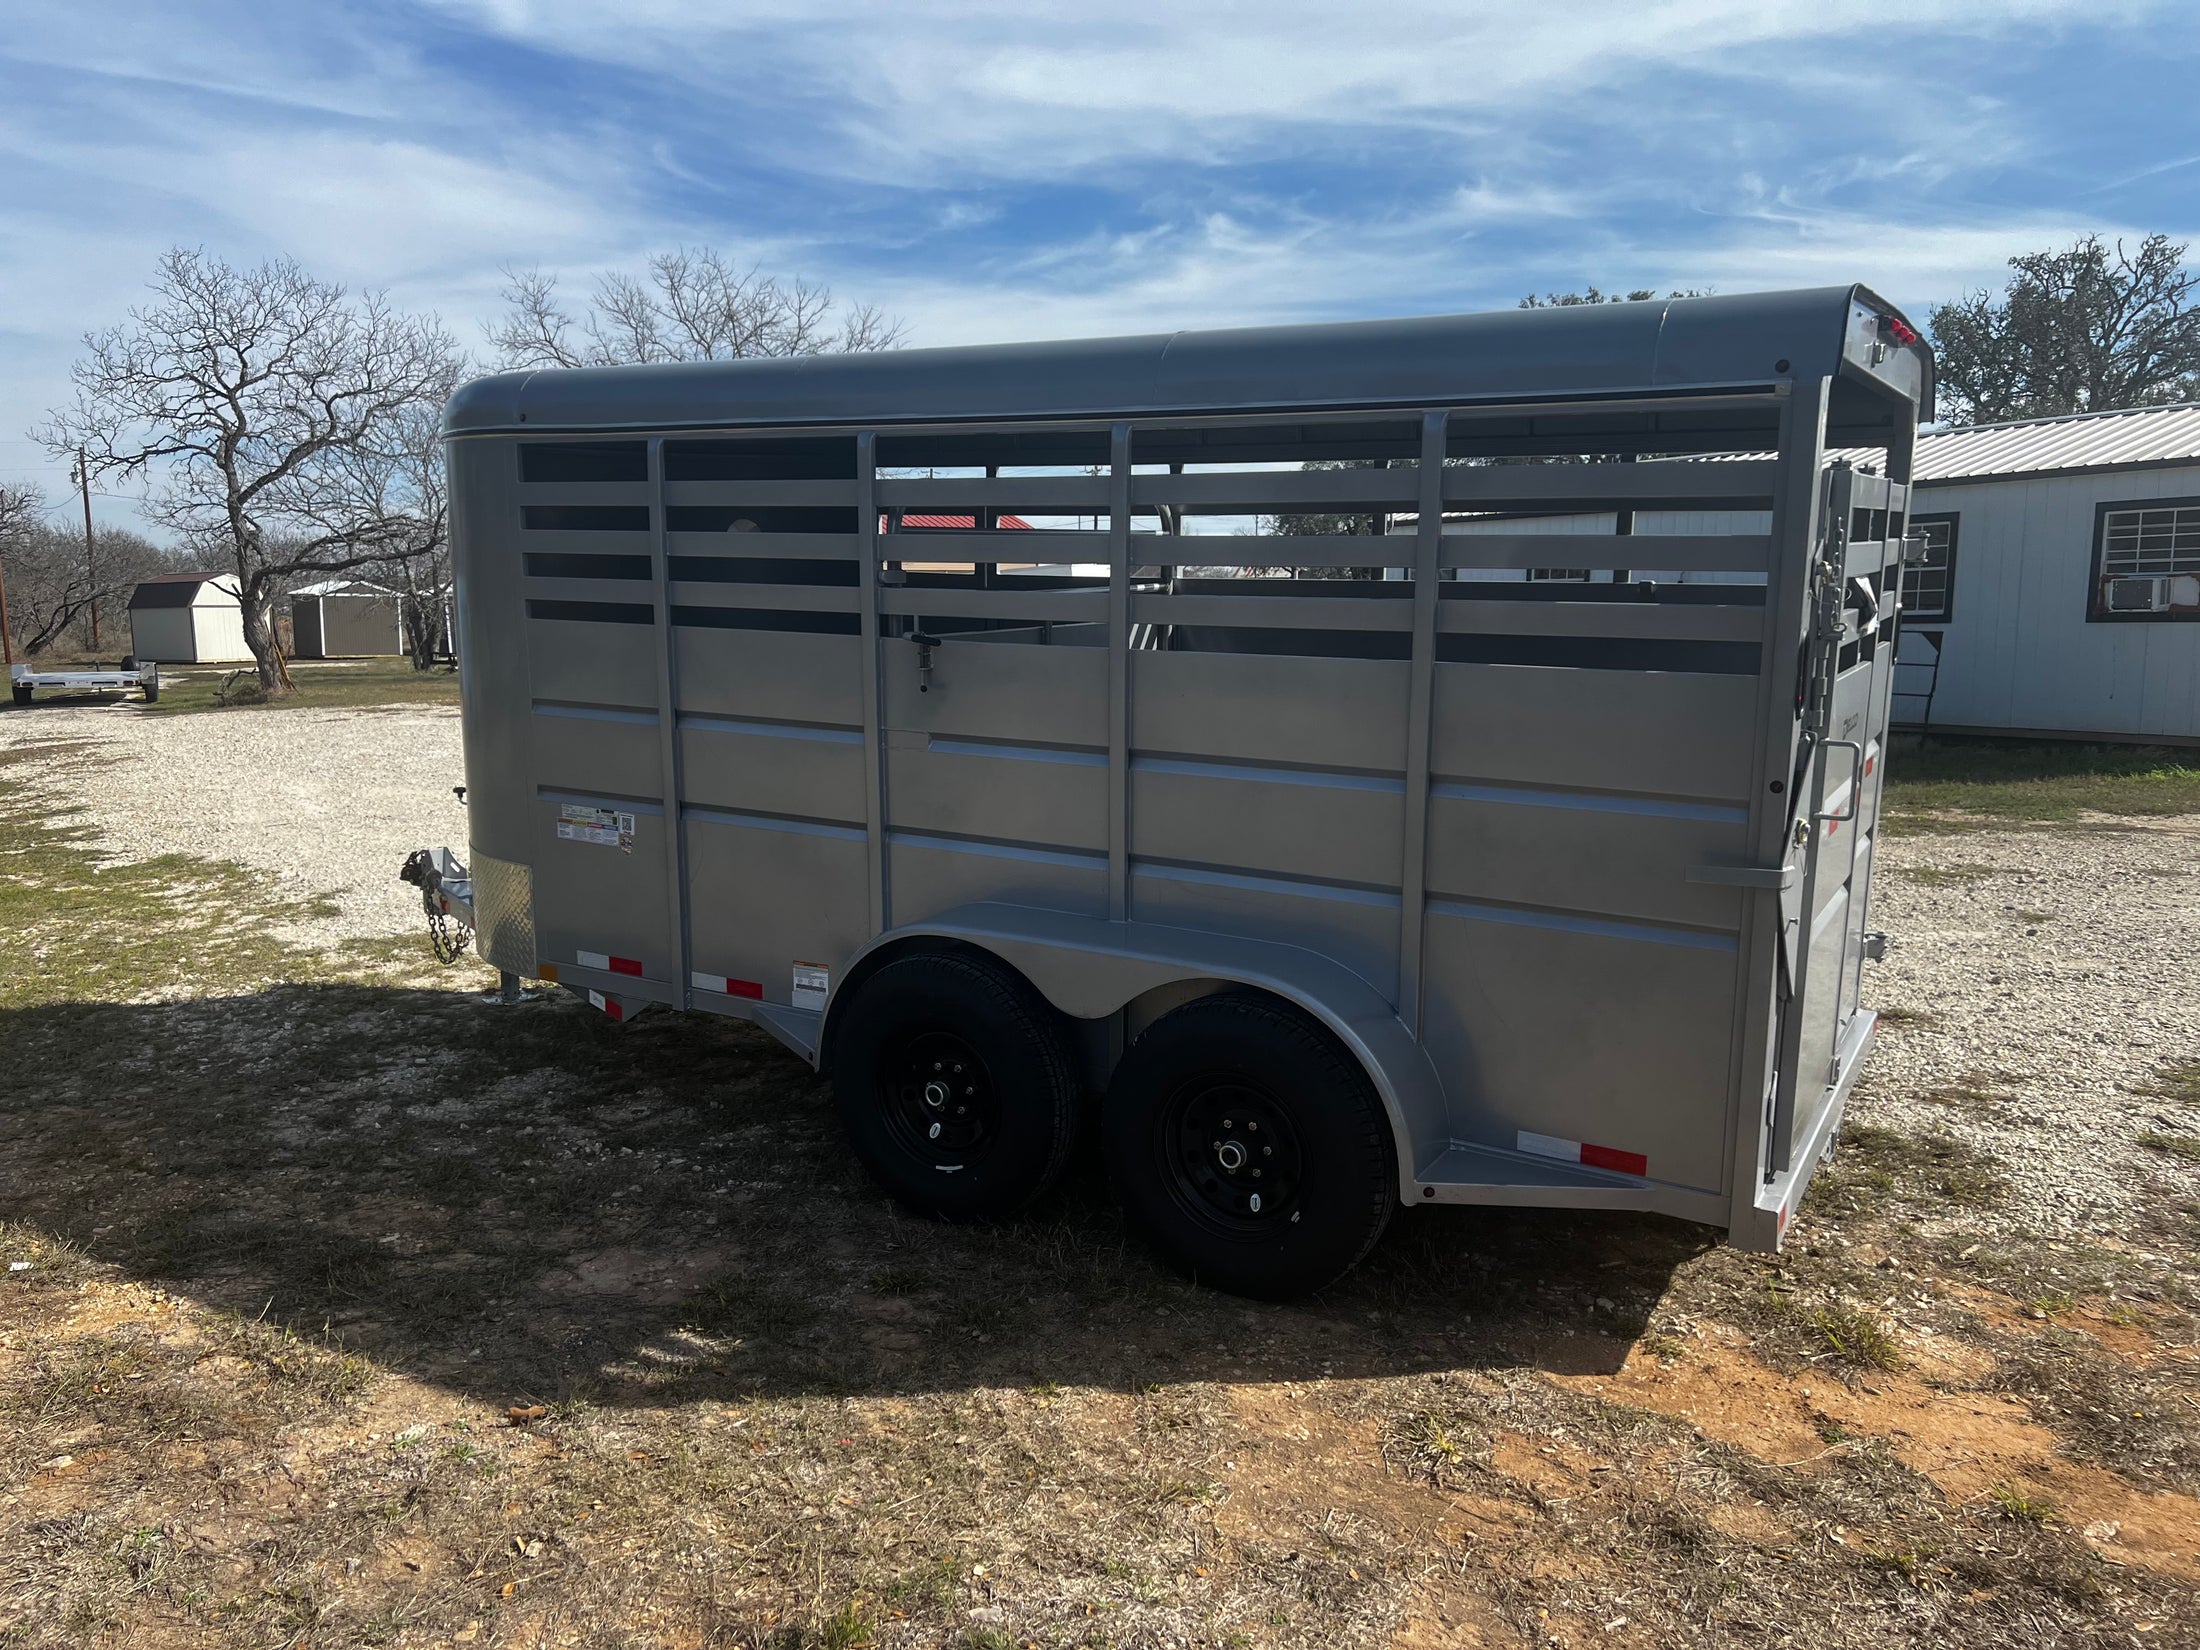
left=832, top=951, right=1081, bottom=1221
left=10, top=684, right=29, bottom=707
left=140, top=679, right=159, bottom=703
left=1104, top=993, right=1395, bottom=1300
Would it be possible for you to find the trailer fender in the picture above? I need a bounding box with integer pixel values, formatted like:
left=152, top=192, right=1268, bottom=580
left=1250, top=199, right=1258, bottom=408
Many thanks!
left=824, top=902, right=1449, bottom=1205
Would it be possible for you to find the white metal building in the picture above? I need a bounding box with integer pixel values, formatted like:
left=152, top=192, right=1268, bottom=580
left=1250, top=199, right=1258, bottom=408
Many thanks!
left=289, top=578, right=404, bottom=658
left=1396, top=402, right=2200, bottom=744
left=1884, top=405, right=2200, bottom=742
left=126, top=572, right=251, bottom=664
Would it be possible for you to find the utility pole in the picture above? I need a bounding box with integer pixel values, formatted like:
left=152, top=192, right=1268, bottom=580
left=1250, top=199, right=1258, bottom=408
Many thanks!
left=76, top=448, right=99, bottom=650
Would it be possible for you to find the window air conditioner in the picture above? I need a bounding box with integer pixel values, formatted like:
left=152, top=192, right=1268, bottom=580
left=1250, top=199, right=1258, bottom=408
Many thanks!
left=2106, top=575, right=2166, bottom=612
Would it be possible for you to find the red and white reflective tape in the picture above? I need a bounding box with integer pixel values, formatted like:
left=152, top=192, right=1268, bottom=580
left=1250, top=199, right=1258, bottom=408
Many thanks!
left=1518, top=1129, right=1648, bottom=1178
left=586, top=989, right=626, bottom=1022
left=691, top=971, right=764, bottom=1000
left=576, top=949, right=644, bottom=977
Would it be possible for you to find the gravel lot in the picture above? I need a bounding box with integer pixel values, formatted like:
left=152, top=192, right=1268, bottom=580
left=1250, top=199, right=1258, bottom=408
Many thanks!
left=4, top=697, right=2195, bottom=1234
left=1856, top=815, right=2200, bottom=1238
left=0, top=698, right=466, bottom=941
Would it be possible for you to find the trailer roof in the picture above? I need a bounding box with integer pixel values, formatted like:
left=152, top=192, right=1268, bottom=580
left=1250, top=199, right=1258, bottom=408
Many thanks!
left=446, top=285, right=1922, bottom=438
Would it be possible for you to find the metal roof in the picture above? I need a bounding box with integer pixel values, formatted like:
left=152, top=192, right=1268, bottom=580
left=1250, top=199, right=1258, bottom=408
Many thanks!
left=446, top=285, right=1924, bottom=437
left=126, top=572, right=239, bottom=610
left=1908, top=401, right=2200, bottom=484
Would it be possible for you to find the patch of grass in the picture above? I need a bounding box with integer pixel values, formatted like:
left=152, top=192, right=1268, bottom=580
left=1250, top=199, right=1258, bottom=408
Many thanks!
left=1809, top=1303, right=1903, bottom=1370
left=1872, top=1004, right=1941, bottom=1029
left=2138, top=1131, right=2200, bottom=1163
left=2135, top=1060, right=2200, bottom=1106
left=2029, top=1292, right=2075, bottom=1319
left=817, top=1601, right=876, bottom=1650
left=1388, top=1407, right=1474, bottom=1479
left=1923, top=1074, right=2014, bottom=1112
left=1884, top=737, right=2200, bottom=833
left=142, top=657, right=460, bottom=717
left=1989, top=1483, right=2057, bottom=1524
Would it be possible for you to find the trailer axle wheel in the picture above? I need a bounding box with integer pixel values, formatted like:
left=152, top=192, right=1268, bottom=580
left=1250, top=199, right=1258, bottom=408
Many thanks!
left=832, top=951, right=1081, bottom=1221
left=1105, top=993, right=1394, bottom=1300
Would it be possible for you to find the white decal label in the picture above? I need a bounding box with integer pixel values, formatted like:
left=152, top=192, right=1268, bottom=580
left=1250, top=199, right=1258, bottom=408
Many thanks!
left=1516, top=1130, right=1578, bottom=1163
left=791, top=962, right=829, bottom=1012
left=556, top=804, right=636, bottom=853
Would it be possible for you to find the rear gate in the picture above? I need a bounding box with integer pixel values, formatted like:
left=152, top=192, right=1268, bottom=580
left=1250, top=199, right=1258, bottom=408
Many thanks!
left=1769, top=463, right=1902, bottom=1175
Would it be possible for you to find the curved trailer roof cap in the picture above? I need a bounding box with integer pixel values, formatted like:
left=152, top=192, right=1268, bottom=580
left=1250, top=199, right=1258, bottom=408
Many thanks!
left=446, top=284, right=1930, bottom=437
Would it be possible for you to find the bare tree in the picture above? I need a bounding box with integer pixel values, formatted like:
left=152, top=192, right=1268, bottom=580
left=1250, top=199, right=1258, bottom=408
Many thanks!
left=340, top=397, right=455, bottom=670
left=489, top=247, right=905, bottom=368
left=1929, top=235, right=2200, bottom=425
left=1, top=519, right=172, bottom=656
left=1519, top=287, right=1706, bottom=309
left=38, top=248, right=461, bottom=693
left=0, top=482, right=44, bottom=661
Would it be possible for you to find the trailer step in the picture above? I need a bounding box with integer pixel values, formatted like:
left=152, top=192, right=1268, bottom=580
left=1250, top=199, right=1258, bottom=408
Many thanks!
left=1410, top=1141, right=1726, bottom=1225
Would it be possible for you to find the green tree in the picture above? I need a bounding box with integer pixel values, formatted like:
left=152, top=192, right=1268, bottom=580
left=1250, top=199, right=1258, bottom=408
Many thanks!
left=1929, top=235, right=2200, bottom=425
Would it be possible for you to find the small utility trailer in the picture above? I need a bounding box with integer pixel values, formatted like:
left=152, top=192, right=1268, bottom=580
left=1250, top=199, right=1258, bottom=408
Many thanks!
left=11, top=660, right=159, bottom=705
left=426, top=286, right=1928, bottom=1296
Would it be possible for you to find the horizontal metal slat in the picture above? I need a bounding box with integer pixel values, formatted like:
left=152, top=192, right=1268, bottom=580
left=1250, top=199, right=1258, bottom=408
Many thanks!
left=881, top=529, right=1112, bottom=560
left=1132, top=468, right=1420, bottom=510
left=522, top=575, right=657, bottom=604
left=881, top=587, right=1109, bottom=622
left=664, top=531, right=861, bottom=559
left=1131, top=593, right=1416, bottom=632
left=664, top=479, right=858, bottom=507
left=1443, top=460, right=1778, bottom=509
left=514, top=528, right=655, bottom=554
left=666, top=582, right=861, bottom=614
left=875, top=475, right=1109, bottom=510
left=1444, top=533, right=1771, bottom=574
left=510, top=481, right=652, bottom=506
left=1435, top=600, right=1765, bottom=641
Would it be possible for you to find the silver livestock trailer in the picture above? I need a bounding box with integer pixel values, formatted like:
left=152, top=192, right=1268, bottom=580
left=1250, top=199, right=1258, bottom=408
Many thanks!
left=434, top=287, right=1929, bottom=1297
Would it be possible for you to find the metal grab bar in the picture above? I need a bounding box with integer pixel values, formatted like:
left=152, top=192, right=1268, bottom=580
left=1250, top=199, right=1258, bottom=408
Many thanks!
left=1815, top=738, right=1864, bottom=824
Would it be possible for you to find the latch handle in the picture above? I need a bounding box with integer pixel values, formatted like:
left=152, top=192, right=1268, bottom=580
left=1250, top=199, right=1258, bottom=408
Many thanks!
left=1815, top=738, right=1864, bottom=824
left=910, top=631, right=943, bottom=693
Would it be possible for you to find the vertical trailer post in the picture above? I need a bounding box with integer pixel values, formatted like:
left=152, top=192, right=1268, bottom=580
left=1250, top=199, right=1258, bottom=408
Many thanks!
left=649, top=436, right=695, bottom=1008
left=1107, top=422, right=1133, bottom=922
left=857, top=431, right=887, bottom=936
left=1397, top=410, right=1447, bottom=1034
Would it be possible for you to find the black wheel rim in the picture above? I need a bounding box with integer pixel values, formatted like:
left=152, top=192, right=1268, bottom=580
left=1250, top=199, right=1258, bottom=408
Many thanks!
left=880, top=1028, right=998, bottom=1165
left=1159, top=1077, right=1304, bottom=1234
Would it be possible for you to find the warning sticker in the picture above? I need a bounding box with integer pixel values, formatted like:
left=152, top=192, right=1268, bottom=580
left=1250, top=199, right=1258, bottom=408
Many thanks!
left=556, top=804, right=635, bottom=853
left=792, top=962, right=830, bottom=1012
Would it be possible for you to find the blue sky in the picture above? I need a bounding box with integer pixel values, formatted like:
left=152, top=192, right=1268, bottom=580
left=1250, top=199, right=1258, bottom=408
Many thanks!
left=3, top=0, right=2198, bottom=532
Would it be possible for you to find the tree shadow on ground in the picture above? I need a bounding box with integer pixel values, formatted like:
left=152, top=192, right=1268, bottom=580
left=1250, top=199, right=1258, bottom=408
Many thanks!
left=1, top=980, right=1713, bottom=1412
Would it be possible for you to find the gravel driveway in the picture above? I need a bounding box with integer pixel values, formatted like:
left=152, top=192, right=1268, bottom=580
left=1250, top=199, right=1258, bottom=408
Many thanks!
left=1, top=699, right=466, bottom=941
left=4, top=697, right=2195, bottom=1235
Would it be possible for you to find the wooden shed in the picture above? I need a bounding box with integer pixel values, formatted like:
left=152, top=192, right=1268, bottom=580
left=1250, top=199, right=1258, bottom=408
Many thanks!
left=126, top=572, right=251, bottom=664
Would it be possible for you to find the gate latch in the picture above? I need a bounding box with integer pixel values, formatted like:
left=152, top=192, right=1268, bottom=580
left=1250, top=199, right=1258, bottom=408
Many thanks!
left=1861, top=931, right=1888, bottom=962
left=911, top=631, right=942, bottom=693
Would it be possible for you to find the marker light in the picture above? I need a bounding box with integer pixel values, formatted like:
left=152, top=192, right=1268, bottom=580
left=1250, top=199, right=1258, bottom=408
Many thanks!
left=1880, top=314, right=1920, bottom=348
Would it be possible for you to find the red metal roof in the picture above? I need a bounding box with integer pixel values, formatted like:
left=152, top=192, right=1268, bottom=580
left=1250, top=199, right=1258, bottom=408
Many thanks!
left=895, top=514, right=1034, bottom=530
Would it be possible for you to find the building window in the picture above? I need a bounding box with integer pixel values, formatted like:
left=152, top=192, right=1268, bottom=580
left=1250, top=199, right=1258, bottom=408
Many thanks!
left=1901, top=514, right=1957, bottom=623
left=2091, top=498, right=2200, bottom=621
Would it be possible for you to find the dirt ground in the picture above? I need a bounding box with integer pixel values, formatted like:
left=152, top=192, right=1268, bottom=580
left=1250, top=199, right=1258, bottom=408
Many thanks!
left=2, top=712, right=2198, bottom=1649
